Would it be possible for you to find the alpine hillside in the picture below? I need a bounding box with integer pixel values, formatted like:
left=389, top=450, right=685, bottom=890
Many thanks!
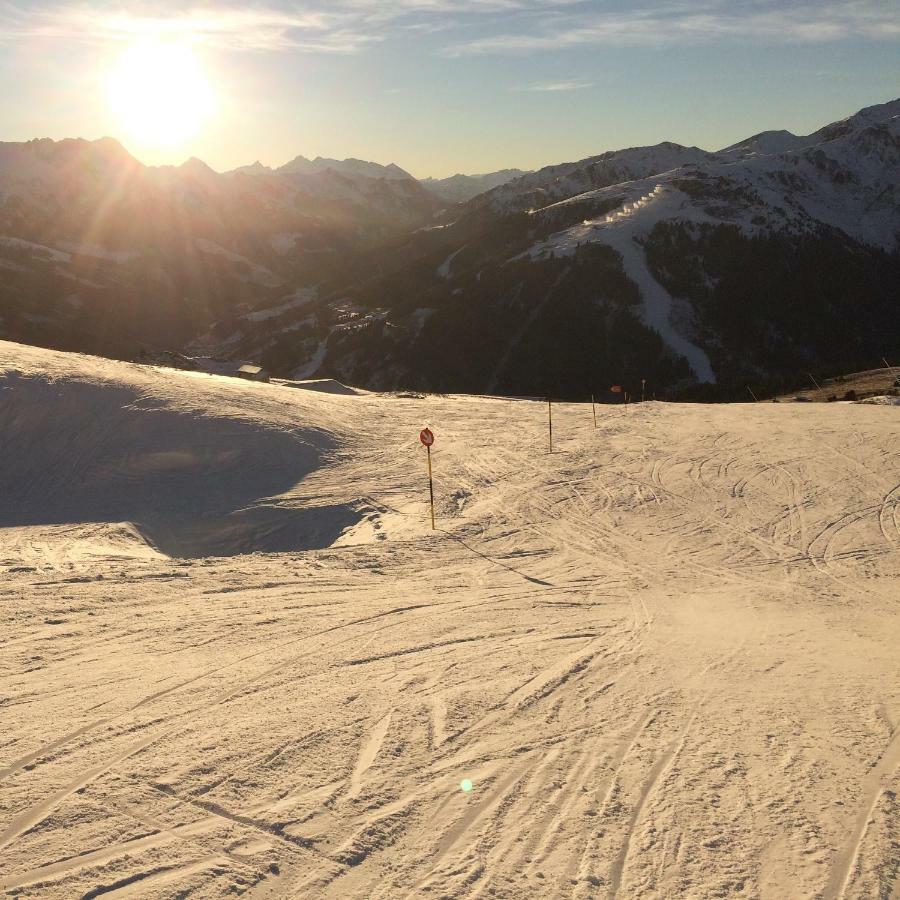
left=0, top=139, right=439, bottom=357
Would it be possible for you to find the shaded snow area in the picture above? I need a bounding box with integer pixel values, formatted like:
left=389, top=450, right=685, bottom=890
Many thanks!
left=0, top=236, right=71, bottom=263
left=269, top=232, right=304, bottom=256
left=437, top=244, right=467, bottom=279
left=55, top=242, right=141, bottom=263
left=194, top=238, right=283, bottom=287
left=290, top=339, right=328, bottom=380
left=243, top=288, right=317, bottom=323
left=2, top=340, right=899, bottom=899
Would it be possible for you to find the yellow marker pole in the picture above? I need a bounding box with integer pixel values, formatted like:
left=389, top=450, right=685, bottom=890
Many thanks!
left=426, top=445, right=435, bottom=530
left=591, top=394, right=597, bottom=428
left=547, top=398, right=553, bottom=453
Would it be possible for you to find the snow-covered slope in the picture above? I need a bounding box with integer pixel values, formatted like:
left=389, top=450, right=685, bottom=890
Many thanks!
left=471, top=142, right=718, bottom=214
left=526, top=97, right=899, bottom=252
left=511, top=99, right=900, bottom=380
left=1, top=340, right=898, bottom=898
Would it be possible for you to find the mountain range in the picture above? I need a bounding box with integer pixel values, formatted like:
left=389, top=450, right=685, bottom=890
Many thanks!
left=1, top=98, right=898, bottom=399
left=421, top=169, right=529, bottom=203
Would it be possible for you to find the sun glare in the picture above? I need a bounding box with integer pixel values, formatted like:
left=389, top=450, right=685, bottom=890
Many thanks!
left=107, top=40, right=216, bottom=151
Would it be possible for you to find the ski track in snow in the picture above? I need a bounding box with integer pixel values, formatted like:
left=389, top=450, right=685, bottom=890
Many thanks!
left=0, top=340, right=898, bottom=899
left=603, top=226, right=716, bottom=384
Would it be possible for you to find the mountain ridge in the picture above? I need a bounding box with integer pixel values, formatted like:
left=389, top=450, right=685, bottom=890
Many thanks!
left=204, top=96, right=898, bottom=397
left=1, top=97, right=898, bottom=400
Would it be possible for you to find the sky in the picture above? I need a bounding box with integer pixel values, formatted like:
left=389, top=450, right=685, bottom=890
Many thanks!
left=0, top=1, right=898, bottom=178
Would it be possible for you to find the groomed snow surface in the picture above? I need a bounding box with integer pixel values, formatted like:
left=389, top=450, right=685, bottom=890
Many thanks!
left=1, top=341, right=899, bottom=899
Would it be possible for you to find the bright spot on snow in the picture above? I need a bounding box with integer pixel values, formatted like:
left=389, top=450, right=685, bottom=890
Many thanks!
left=460, top=778, right=473, bottom=793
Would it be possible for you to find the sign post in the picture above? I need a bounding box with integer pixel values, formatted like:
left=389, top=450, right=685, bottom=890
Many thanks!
left=419, top=428, right=435, bottom=530
left=547, top=398, right=553, bottom=453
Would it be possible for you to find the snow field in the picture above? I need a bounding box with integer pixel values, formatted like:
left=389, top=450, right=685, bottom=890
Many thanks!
left=1, top=341, right=898, bottom=898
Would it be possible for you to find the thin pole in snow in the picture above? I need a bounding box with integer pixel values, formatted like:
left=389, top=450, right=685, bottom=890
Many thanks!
left=547, top=398, right=553, bottom=453
left=426, top=445, right=435, bottom=530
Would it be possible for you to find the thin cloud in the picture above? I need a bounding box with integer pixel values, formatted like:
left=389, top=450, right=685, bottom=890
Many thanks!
left=3, top=1, right=896, bottom=55
left=0, top=1, right=591, bottom=52
left=446, top=1, right=900, bottom=55
left=0, top=4, right=369, bottom=52
left=520, top=79, right=594, bottom=91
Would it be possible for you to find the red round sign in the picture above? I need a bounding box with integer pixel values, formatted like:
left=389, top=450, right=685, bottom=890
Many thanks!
left=419, top=428, right=434, bottom=447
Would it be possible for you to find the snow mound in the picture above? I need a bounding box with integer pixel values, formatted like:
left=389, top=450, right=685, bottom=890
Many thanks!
left=279, top=378, right=362, bottom=396
left=0, top=342, right=366, bottom=558
left=0, top=522, right=167, bottom=571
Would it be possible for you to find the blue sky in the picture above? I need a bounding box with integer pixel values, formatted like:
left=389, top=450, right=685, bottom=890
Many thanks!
left=1, top=0, right=898, bottom=177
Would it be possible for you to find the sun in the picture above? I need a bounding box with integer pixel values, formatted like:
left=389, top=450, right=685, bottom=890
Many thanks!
left=107, top=39, right=216, bottom=151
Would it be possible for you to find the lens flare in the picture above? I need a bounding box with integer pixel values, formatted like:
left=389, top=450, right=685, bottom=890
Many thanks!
left=107, top=39, right=216, bottom=150
left=460, top=778, right=473, bottom=793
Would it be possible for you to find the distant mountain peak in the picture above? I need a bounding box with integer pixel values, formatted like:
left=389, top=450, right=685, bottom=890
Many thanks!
left=276, top=155, right=413, bottom=180
left=227, top=160, right=273, bottom=176
left=720, top=97, right=900, bottom=158
left=180, top=156, right=216, bottom=174
left=422, top=168, right=529, bottom=202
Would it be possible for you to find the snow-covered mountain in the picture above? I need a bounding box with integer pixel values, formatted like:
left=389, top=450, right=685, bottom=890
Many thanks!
left=422, top=169, right=527, bottom=202
left=227, top=155, right=414, bottom=180
left=721, top=98, right=900, bottom=159
left=211, top=98, right=899, bottom=398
